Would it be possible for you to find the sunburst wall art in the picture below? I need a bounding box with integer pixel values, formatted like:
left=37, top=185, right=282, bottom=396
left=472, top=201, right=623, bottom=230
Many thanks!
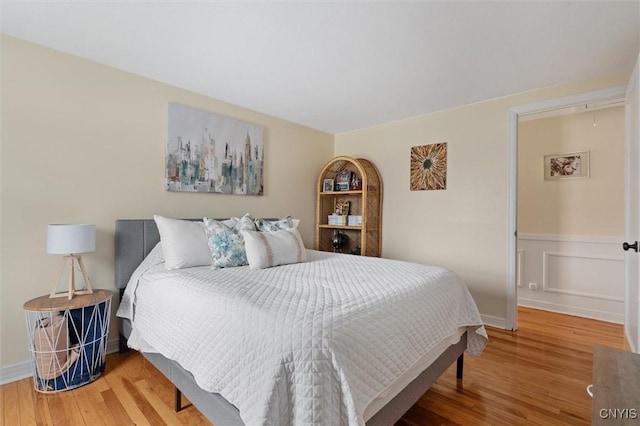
left=410, top=142, right=447, bottom=191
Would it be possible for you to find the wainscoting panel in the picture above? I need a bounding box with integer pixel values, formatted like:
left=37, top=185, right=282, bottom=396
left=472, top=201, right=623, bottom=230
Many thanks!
left=517, top=234, right=624, bottom=323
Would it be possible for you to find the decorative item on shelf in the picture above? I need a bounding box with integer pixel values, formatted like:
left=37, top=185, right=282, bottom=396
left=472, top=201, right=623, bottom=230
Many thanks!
left=335, top=170, right=352, bottom=191
left=350, top=175, right=362, bottom=190
left=328, top=214, right=347, bottom=226
left=47, top=224, right=96, bottom=300
left=331, top=231, right=347, bottom=252
left=335, top=199, right=350, bottom=216
left=323, top=178, right=334, bottom=192
left=347, top=215, right=362, bottom=226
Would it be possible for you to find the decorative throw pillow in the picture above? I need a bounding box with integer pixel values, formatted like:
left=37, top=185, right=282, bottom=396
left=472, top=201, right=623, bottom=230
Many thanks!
left=154, top=215, right=212, bottom=270
left=242, top=228, right=307, bottom=269
left=204, top=213, right=256, bottom=268
left=255, top=216, right=300, bottom=232
left=232, top=213, right=260, bottom=231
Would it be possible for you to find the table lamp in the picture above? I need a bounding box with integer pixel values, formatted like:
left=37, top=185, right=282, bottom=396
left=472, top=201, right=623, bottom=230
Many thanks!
left=47, top=224, right=96, bottom=299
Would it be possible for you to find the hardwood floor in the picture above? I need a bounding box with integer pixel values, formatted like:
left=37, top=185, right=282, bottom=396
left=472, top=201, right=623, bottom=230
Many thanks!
left=1, top=307, right=625, bottom=425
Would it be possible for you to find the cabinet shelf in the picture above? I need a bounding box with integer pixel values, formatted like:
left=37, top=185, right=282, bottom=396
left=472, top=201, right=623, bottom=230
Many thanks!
left=320, top=190, right=363, bottom=196
left=315, top=156, right=382, bottom=257
left=318, top=224, right=362, bottom=230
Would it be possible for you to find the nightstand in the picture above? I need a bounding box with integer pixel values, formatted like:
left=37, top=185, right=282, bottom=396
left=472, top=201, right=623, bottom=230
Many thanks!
left=23, top=290, right=112, bottom=393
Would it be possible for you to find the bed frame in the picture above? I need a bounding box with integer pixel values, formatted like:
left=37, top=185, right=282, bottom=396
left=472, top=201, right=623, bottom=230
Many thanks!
left=115, top=219, right=466, bottom=425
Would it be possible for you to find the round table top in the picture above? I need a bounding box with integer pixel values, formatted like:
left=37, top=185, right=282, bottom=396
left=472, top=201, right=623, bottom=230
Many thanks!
left=24, top=289, right=112, bottom=311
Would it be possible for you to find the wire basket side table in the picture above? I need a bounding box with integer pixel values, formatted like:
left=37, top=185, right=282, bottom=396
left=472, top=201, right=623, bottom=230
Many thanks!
left=23, top=290, right=111, bottom=393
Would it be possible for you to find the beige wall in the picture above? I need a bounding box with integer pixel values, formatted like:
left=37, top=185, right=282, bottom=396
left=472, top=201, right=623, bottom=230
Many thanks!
left=0, top=36, right=334, bottom=367
left=1, top=33, right=632, bottom=371
left=518, top=107, right=625, bottom=236
left=335, top=72, right=629, bottom=322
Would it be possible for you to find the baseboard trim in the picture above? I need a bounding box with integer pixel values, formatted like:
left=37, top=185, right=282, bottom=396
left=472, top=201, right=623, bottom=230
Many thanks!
left=0, top=337, right=120, bottom=385
left=0, top=361, right=32, bottom=385
left=518, top=298, right=624, bottom=324
left=481, top=314, right=507, bottom=329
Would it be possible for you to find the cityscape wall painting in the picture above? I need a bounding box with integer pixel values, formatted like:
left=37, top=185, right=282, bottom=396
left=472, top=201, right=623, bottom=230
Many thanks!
left=166, top=103, right=264, bottom=195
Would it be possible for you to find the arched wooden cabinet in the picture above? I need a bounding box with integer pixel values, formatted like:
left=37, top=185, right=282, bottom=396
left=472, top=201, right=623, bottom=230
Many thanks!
left=315, top=156, right=383, bottom=257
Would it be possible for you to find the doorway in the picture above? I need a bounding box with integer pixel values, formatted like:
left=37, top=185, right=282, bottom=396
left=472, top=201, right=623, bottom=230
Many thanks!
left=506, top=86, right=627, bottom=331
left=516, top=101, right=625, bottom=324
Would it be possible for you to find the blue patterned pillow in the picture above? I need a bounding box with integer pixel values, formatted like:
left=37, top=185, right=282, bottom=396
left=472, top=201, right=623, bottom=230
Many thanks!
left=203, top=214, right=256, bottom=268
left=255, top=216, right=299, bottom=232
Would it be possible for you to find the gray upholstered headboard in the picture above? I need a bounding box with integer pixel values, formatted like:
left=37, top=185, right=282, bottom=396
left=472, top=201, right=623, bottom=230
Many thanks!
left=116, top=219, right=157, bottom=290
left=115, top=218, right=277, bottom=290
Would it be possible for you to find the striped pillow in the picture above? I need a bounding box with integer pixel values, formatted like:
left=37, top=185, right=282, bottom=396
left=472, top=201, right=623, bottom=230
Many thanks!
left=241, top=228, right=307, bottom=269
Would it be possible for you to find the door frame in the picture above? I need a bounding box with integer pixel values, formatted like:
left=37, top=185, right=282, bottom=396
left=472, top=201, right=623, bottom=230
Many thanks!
left=506, top=85, right=627, bottom=331
left=624, top=56, right=640, bottom=353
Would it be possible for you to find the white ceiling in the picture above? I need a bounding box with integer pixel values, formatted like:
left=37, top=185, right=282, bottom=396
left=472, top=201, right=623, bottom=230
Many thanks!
left=2, top=1, right=639, bottom=134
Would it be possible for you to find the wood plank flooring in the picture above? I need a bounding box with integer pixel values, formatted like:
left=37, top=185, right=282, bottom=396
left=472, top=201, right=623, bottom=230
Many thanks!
left=1, top=307, right=625, bottom=425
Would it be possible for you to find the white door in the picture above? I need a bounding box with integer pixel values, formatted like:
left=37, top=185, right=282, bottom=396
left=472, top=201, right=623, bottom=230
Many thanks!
left=624, top=53, right=640, bottom=353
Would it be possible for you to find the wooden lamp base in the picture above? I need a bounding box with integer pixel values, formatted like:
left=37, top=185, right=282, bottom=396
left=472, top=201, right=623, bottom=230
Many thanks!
left=49, top=255, right=93, bottom=300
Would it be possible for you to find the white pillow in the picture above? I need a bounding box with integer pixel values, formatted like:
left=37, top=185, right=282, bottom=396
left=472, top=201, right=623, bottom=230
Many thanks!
left=154, top=215, right=212, bottom=270
left=242, top=228, right=307, bottom=269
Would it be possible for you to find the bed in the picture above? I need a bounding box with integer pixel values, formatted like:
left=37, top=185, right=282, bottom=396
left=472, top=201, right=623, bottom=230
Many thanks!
left=115, top=218, right=487, bottom=425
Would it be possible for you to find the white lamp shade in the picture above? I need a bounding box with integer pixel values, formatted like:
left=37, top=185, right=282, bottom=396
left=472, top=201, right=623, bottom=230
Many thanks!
left=47, top=224, right=96, bottom=254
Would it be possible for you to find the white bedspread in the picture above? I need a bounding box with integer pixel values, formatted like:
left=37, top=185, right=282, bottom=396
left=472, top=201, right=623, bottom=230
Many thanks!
left=117, top=247, right=487, bottom=426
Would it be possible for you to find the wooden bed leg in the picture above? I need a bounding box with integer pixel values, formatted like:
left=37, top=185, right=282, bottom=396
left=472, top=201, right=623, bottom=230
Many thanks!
left=456, top=353, right=464, bottom=380
left=175, top=387, right=183, bottom=412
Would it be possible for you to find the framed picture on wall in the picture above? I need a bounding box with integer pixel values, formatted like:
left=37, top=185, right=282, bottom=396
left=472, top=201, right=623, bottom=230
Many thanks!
left=166, top=103, right=264, bottom=195
left=544, top=151, right=590, bottom=180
